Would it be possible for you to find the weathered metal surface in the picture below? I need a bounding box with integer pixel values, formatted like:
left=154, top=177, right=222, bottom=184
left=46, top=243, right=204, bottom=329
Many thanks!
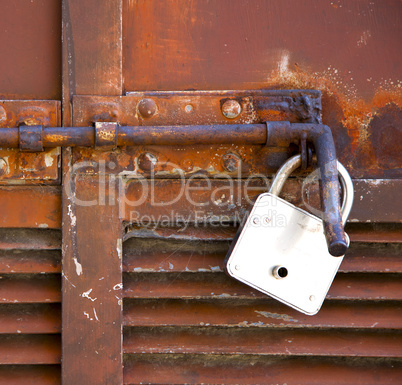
left=122, top=272, right=402, bottom=301
left=0, top=304, right=61, bottom=334
left=0, top=100, right=61, bottom=184
left=0, top=187, right=61, bottom=229
left=73, top=90, right=321, bottom=125
left=0, top=365, right=61, bottom=385
left=62, top=151, right=123, bottom=385
left=122, top=179, right=402, bottom=224
left=123, top=238, right=402, bottom=274
left=124, top=327, right=401, bottom=357
left=0, top=275, right=61, bottom=303
left=123, top=299, right=402, bottom=329
left=0, top=0, right=61, bottom=101
left=0, top=334, right=60, bottom=364
left=0, top=250, right=60, bottom=274
left=123, top=0, right=402, bottom=179
left=0, top=226, right=61, bottom=380
left=62, top=0, right=122, bottom=126
left=123, top=355, right=402, bottom=385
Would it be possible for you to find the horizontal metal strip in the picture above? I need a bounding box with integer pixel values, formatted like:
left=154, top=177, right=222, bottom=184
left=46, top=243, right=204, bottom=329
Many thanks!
left=0, top=187, right=61, bottom=229
left=0, top=250, right=61, bottom=274
left=123, top=179, right=402, bottom=224
left=0, top=304, right=60, bottom=334
left=123, top=299, right=402, bottom=329
left=0, top=183, right=399, bottom=230
left=0, top=229, right=61, bottom=250
left=0, top=365, right=60, bottom=385
left=123, top=354, right=402, bottom=385
left=0, top=274, right=61, bottom=303
left=0, top=335, right=60, bottom=364
left=122, top=272, right=402, bottom=301
left=124, top=223, right=402, bottom=242
left=123, top=240, right=402, bottom=274
left=123, top=327, right=402, bottom=357
left=74, top=91, right=321, bottom=127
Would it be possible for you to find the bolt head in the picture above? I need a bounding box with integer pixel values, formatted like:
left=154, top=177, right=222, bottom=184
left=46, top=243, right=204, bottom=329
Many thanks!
left=184, top=104, right=193, bottom=113
left=221, top=152, right=241, bottom=172
left=138, top=98, right=157, bottom=118
left=221, top=99, right=241, bottom=119
left=138, top=152, right=158, bottom=172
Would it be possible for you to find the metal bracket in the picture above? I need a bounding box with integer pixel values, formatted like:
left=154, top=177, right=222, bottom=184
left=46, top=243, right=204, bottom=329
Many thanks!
left=0, top=100, right=61, bottom=184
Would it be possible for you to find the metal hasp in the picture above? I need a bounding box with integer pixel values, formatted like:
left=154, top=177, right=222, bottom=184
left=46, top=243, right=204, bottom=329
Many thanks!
left=266, top=121, right=348, bottom=256
left=0, top=118, right=347, bottom=255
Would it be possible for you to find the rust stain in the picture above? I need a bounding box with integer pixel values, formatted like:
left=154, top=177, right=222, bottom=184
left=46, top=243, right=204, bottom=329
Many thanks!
left=265, top=60, right=402, bottom=175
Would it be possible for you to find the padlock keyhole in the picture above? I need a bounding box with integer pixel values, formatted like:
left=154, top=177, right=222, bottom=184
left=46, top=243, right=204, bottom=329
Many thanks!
left=273, top=266, right=288, bottom=279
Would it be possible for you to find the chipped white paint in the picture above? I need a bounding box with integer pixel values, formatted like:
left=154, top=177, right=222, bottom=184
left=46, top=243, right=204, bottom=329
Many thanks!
left=62, top=272, right=76, bottom=288
left=73, top=257, right=83, bottom=276
left=44, top=154, right=54, bottom=167
left=82, top=288, right=97, bottom=302
left=113, top=283, right=123, bottom=290
left=93, top=308, right=99, bottom=321
left=67, top=204, right=76, bottom=227
left=38, top=223, right=49, bottom=228
left=116, top=238, right=123, bottom=260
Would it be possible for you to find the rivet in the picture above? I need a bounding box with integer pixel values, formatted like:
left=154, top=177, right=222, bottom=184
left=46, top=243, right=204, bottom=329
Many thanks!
left=138, top=152, right=158, bottom=172
left=221, top=152, right=241, bottom=172
left=221, top=99, right=241, bottom=119
left=0, top=158, right=7, bottom=177
left=0, top=106, right=6, bottom=124
left=184, top=104, right=193, bottom=113
left=137, top=98, right=157, bottom=118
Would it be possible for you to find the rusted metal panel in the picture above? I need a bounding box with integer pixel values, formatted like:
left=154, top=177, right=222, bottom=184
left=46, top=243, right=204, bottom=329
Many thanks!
left=123, top=299, right=402, bottom=329
left=122, top=178, right=402, bottom=224
left=0, top=365, right=60, bottom=385
left=123, top=0, right=402, bottom=179
left=0, top=187, right=61, bottom=229
left=122, top=272, right=402, bottom=301
left=0, top=335, right=60, bottom=364
left=62, top=0, right=122, bottom=126
left=123, top=238, right=402, bottom=274
left=0, top=229, right=61, bottom=250
left=73, top=91, right=321, bottom=126
left=0, top=0, right=61, bottom=101
left=62, top=156, right=123, bottom=384
left=0, top=100, right=61, bottom=184
left=0, top=275, right=61, bottom=303
left=0, top=226, right=61, bottom=381
left=123, top=355, right=402, bottom=385
left=0, top=250, right=61, bottom=274
left=124, top=327, right=401, bottom=357
left=0, top=304, right=61, bottom=334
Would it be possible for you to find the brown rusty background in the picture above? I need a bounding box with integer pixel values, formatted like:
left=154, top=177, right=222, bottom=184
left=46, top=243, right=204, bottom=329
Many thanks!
left=0, top=0, right=61, bottom=101
left=124, top=0, right=402, bottom=178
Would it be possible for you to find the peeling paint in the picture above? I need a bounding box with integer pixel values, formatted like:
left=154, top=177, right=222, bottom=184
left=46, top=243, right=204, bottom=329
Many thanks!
left=82, top=288, right=97, bottom=302
left=73, top=257, right=83, bottom=276
left=255, top=310, right=298, bottom=323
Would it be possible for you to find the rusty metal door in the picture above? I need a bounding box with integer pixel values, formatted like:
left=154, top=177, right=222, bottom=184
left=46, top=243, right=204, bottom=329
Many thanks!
left=0, top=1, right=401, bottom=384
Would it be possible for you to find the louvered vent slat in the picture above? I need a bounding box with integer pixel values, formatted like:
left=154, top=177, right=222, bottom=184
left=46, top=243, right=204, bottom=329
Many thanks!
left=123, top=223, right=402, bottom=384
left=0, top=229, right=61, bottom=383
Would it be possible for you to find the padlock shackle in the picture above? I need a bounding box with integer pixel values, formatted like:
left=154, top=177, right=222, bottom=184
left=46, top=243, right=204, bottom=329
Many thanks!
left=269, top=154, right=353, bottom=225
left=266, top=122, right=349, bottom=256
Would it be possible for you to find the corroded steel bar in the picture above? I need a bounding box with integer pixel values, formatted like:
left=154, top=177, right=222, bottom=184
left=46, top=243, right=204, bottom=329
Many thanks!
left=0, top=124, right=267, bottom=149
left=266, top=121, right=348, bottom=256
